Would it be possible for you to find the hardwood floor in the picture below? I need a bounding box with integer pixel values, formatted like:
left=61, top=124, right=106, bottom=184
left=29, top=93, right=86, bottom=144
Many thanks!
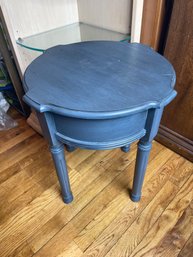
left=0, top=110, right=192, bottom=257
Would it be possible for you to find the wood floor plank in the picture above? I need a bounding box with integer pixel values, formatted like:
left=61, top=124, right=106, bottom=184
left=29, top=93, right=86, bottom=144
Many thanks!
left=0, top=111, right=192, bottom=257
left=56, top=241, right=83, bottom=257
left=70, top=149, right=124, bottom=197
left=0, top=184, right=65, bottom=257
left=0, top=170, right=39, bottom=203
left=169, top=159, right=193, bottom=188
left=67, top=149, right=96, bottom=169
left=0, top=134, right=46, bottom=174
left=20, top=164, right=110, bottom=255
left=128, top=173, right=193, bottom=257
left=0, top=144, right=54, bottom=204
left=178, top=232, right=193, bottom=257
left=105, top=180, right=179, bottom=257
left=0, top=182, right=50, bottom=226
left=25, top=142, right=161, bottom=256
left=72, top=143, right=138, bottom=199
left=149, top=200, right=193, bottom=257
left=142, top=146, right=174, bottom=185
left=27, top=143, right=161, bottom=256
left=73, top=143, right=165, bottom=252
left=80, top=153, right=184, bottom=257
left=0, top=162, right=59, bottom=226
left=75, top=149, right=115, bottom=174
left=0, top=143, right=48, bottom=185
left=0, top=128, right=35, bottom=154
left=8, top=241, right=34, bottom=257
left=74, top=191, right=131, bottom=252
left=27, top=207, right=72, bottom=255
left=33, top=223, right=79, bottom=257
left=0, top=117, right=29, bottom=143
left=26, top=143, right=139, bottom=256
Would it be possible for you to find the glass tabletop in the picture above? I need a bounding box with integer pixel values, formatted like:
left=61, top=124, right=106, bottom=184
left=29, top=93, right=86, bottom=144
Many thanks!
left=16, top=22, right=130, bottom=52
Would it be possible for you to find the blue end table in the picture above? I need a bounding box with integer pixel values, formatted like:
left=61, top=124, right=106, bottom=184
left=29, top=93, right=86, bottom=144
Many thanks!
left=23, top=41, right=176, bottom=204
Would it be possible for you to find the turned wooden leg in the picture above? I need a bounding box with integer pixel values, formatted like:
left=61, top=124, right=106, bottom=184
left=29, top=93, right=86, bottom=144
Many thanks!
left=121, top=144, right=130, bottom=153
left=130, top=108, right=164, bottom=202
left=36, top=112, right=74, bottom=204
left=130, top=140, right=152, bottom=202
left=50, top=144, right=73, bottom=204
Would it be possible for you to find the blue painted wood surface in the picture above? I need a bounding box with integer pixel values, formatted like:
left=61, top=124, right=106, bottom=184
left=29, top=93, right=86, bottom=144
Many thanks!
left=23, top=41, right=176, bottom=204
left=23, top=41, right=176, bottom=118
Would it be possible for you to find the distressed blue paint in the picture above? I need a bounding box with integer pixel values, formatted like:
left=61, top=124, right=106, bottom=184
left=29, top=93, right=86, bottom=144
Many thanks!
left=130, top=141, right=152, bottom=202
left=36, top=111, right=73, bottom=203
left=23, top=42, right=176, bottom=118
left=56, top=129, right=146, bottom=150
left=121, top=145, right=130, bottom=153
left=54, top=111, right=147, bottom=144
left=23, top=41, right=176, bottom=204
left=65, top=144, right=76, bottom=152
left=50, top=144, right=73, bottom=203
left=130, top=107, right=164, bottom=201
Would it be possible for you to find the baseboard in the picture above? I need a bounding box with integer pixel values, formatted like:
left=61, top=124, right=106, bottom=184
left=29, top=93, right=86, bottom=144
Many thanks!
left=156, top=125, right=193, bottom=162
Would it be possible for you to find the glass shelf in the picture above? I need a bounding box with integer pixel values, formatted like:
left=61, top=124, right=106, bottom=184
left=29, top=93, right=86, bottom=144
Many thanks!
left=16, top=22, right=130, bottom=52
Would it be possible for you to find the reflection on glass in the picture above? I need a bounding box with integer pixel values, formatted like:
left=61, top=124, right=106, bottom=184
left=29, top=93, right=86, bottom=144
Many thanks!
left=16, top=22, right=130, bottom=52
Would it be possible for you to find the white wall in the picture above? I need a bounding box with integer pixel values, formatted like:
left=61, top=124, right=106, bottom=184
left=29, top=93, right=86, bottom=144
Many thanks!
left=3, top=0, right=79, bottom=38
left=131, top=0, right=144, bottom=42
left=0, top=0, right=79, bottom=73
left=77, top=0, right=132, bottom=34
left=1, top=0, right=135, bottom=73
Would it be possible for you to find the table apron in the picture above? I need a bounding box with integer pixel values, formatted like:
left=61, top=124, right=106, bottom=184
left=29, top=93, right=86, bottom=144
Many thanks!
left=54, top=111, right=147, bottom=150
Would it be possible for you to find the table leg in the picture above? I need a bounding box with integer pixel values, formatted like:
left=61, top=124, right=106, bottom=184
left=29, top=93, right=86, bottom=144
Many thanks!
left=65, top=144, right=76, bottom=152
left=130, top=140, right=152, bottom=202
left=121, top=144, right=130, bottom=153
left=130, top=108, right=163, bottom=202
left=36, top=112, right=73, bottom=204
left=51, top=144, right=73, bottom=204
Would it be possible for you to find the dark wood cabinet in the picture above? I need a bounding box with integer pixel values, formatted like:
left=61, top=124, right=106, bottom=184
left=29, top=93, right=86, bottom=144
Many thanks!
left=156, top=0, right=193, bottom=162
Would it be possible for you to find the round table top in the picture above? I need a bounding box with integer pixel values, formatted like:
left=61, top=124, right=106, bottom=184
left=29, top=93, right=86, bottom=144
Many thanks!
left=24, top=41, right=176, bottom=118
